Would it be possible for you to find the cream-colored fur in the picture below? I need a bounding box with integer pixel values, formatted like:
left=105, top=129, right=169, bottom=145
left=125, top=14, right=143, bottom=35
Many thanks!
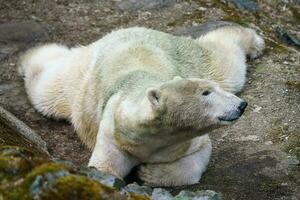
left=19, top=25, right=264, bottom=186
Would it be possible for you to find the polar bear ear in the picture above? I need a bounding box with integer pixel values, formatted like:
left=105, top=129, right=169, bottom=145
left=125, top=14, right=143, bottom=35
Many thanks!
left=173, top=76, right=183, bottom=81
left=147, top=87, right=160, bottom=107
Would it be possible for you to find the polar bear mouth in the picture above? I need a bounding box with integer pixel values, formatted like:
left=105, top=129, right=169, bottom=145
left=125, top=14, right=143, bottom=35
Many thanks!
left=218, top=115, right=240, bottom=122
left=218, top=110, right=242, bottom=122
left=218, top=101, right=247, bottom=122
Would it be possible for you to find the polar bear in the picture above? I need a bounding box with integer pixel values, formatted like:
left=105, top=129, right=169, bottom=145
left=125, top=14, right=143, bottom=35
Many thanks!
left=19, top=24, right=264, bottom=186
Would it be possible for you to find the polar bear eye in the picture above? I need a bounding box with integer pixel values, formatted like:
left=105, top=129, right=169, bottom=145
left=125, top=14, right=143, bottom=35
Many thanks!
left=202, top=90, right=211, bottom=96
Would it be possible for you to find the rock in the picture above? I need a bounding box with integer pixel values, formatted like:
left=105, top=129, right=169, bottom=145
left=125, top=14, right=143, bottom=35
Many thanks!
left=118, top=0, right=175, bottom=11
left=19, top=164, right=127, bottom=200
left=174, top=190, right=222, bottom=200
left=151, top=188, right=173, bottom=200
left=0, top=146, right=150, bottom=200
left=0, top=21, right=52, bottom=60
left=0, top=146, right=47, bottom=181
left=174, top=21, right=238, bottom=39
left=225, top=0, right=258, bottom=11
left=276, top=26, right=300, bottom=48
left=0, top=44, right=19, bottom=60
left=0, top=106, right=49, bottom=156
left=80, top=167, right=126, bottom=189
left=0, top=21, right=51, bottom=43
left=122, top=183, right=153, bottom=196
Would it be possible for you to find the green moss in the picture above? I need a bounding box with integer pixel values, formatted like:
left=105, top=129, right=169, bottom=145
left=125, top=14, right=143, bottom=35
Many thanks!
left=266, top=126, right=300, bottom=161
left=127, top=193, right=151, bottom=200
left=26, top=163, right=69, bottom=181
left=290, top=7, right=300, bottom=22
left=266, top=127, right=284, bottom=144
left=0, top=146, right=46, bottom=181
left=259, top=180, right=282, bottom=193
left=0, top=157, right=32, bottom=179
left=285, top=132, right=300, bottom=161
left=254, top=64, right=269, bottom=73
left=271, top=43, right=289, bottom=54
left=286, top=80, right=300, bottom=91
left=0, top=146, right=151, bottom=199
left=40, top=175, right=123, bottom=200
left=0, top=145, right=35, bottom=157
left=3, top=163, right=70, bottom=200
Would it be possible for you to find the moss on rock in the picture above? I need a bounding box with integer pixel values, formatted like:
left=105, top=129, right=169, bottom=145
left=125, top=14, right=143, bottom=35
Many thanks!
left=0, top=146, right=46, bottom=182
left=0, top=146, right=151, bottom=200
left=38, top=175, right=123, bottom=200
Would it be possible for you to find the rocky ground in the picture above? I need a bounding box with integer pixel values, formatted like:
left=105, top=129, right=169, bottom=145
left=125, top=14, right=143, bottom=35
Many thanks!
left=0, top=0, right=299, bottom=199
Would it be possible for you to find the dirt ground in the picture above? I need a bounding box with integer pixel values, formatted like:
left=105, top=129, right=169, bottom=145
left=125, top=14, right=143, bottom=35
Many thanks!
left=0, top=0, right=299, bottom=199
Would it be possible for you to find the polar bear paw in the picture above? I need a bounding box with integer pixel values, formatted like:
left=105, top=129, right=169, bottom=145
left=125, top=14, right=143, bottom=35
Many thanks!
left=137, top=161, right=201, bottom=187
left=247, top=29, right=265, bottom=59
left=138, top=164, right=171, bottom=186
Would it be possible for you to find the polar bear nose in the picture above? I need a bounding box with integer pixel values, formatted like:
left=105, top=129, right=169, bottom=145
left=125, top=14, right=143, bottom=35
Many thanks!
left=238, top=101, right=248, bottom=114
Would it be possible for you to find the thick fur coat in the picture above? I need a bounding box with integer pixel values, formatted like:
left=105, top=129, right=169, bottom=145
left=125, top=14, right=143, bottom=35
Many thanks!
left=19, top=25, right=264, bottom=186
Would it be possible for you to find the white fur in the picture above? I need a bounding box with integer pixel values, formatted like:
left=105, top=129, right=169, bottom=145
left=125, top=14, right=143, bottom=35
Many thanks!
left=20, top=26, right=264, bottom=186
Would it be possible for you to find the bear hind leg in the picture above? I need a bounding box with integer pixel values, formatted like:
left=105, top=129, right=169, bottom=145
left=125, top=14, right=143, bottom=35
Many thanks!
left=197, top=26, right=265, bottom=59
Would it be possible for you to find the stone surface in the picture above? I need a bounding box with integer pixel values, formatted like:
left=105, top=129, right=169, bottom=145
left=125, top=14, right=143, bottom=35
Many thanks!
left=174, top=190, right=221, bottom=200
left=0, top=21, right=51, bottom=43
left=225, top=0, right=258, bottom=11
left=0, top=21, right=52, bottom=60
left=118, top=0, right=176, bottom=11
left=80, top=167, right=126, bottom=189
left=0, top=146, right=150, bottom=200
left=276, top=26, right=300, bottom=48
left=122, top=183, right=153, bottom=197
left=151, top=188, right=173, bottom=200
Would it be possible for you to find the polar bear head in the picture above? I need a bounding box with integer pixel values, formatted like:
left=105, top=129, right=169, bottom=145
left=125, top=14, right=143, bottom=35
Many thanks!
left=144, top=77, right=247, bottom=132
left=116, top=77, right=247, bottom=139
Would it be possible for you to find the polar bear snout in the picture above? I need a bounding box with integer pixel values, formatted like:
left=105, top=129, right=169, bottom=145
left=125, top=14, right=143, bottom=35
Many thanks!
left=218, top=100, right=247, bottom=123
left=238, top=101, right=248, bottom=114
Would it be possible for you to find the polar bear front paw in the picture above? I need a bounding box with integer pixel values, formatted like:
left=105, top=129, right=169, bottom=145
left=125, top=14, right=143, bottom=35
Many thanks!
left=138, top=164, right=170, bottom=186
left=137, top=161, right=201, bottom=187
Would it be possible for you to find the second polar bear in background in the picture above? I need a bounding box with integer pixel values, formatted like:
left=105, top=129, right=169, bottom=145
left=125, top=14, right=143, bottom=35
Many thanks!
left=19, top=24, right=264, bottom=186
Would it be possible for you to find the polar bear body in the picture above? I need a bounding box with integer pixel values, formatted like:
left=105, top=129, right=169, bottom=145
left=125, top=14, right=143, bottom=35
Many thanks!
left=20, top=26, right=264, bottom=186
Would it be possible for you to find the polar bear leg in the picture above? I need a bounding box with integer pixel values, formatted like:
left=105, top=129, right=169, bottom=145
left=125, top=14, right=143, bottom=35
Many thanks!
left=198, top=26, right=265, bottom=59
left=88, top=94, right=138, bottom=178
left=137, top=138, right=212, bottom=186
left=197, top=26, right=264, bottom=93
left=19, top=44, right=70, bottom=82
left=19, top=44, right=72, bottom=118
left=88, top=135, right=138, bottom=179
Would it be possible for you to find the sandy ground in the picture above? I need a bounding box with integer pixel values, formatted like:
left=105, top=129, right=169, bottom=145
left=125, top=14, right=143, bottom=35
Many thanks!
left=0, top=0, right=299, bottom=199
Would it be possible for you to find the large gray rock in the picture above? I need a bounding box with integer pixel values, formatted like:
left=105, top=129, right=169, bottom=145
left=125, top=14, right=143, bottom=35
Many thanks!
left=276, top=26, right=300, bottom=49
left=151, top=188, right=222, bottom=200
left=118, top=0, right=176, bottom=11
left=79, top=167, right=126, bottom=189
left=174, top=190, right=221, bottom=200
left=122, top=183, right=153, bottom=196
left=151, top=188, right=173, bottom=200
left=225, top=0, right=258, bottom=11
left=0, top=21, right=52, bottom=60
left=0, top=21, right=51, bottom=43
